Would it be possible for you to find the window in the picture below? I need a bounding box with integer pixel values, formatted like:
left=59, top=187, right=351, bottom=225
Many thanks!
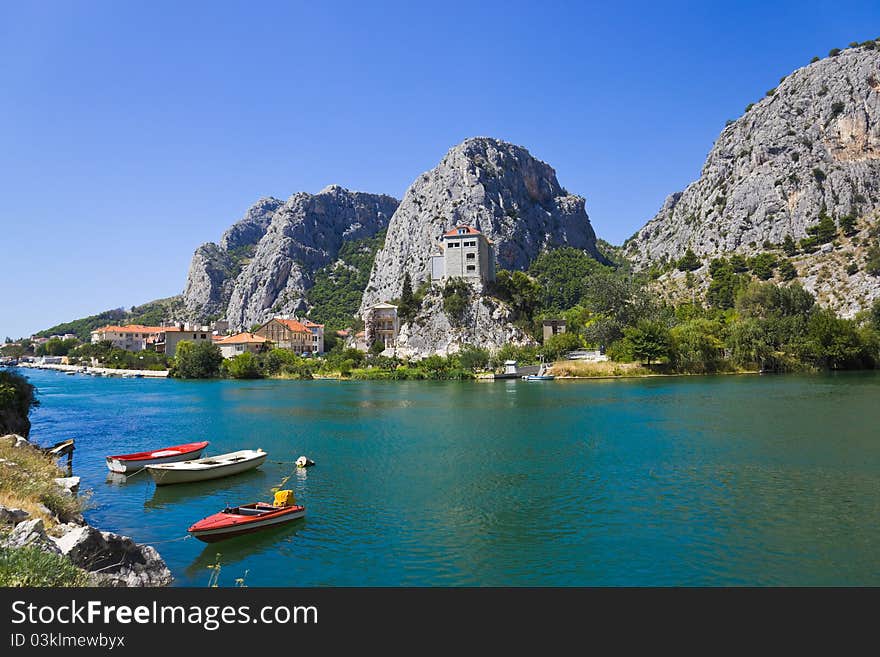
left=464, top=241, right=476, bottom=247
left=201, top=334, right=206, bottom=339
left=448, top=242, right=459, bottom=248
left=457, top=228, right=467, bottom=234
left=466, top=253, right=475, bottom=260
left=466, top=265, right=476, bottom=272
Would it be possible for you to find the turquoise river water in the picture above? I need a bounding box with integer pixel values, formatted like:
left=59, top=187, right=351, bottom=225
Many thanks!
left=16, top=368, right=880, bottom=586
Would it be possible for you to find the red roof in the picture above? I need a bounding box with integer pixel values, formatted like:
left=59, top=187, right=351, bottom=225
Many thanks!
left=92, top=324, right=165, bottom=334
left=302, top=320, right=324, bottom=328
left=217, top=332, right=269, bottom=345
left=271, top=318, right=310, bottom=334
left=443, top=225, right=481, bottom=237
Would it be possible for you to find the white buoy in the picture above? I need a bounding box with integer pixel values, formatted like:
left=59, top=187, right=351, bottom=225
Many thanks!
left=295, top=455, right=315, bottom=468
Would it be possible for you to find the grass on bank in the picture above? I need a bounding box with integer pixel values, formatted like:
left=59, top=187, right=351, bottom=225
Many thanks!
left=549, top=360, right=652, bottom=377
left=0, top=544, right=91, bottom=587
left=0, top=435, right=86, bottom=527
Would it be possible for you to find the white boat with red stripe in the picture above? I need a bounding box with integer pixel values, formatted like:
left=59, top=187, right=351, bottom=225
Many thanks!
left=105, top=441, right=210, bottom=473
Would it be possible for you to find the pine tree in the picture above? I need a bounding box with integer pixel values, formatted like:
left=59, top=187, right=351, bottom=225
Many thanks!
left=399, top=272, right=415, bottom=322
left=676, top=248, right=702, bottom=272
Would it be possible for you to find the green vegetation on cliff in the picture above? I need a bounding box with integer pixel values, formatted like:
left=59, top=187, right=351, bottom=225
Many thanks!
left=306, top=230, right=386, bottom=329
left=35, top=297, right=183, bottom=341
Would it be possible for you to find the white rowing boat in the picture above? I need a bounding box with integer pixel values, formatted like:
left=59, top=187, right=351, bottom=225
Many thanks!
left=145, top=449, right=267, bottom=486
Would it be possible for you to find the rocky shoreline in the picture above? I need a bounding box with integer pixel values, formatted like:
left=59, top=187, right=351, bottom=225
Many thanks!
left=0, top=434, right=172, bottom=587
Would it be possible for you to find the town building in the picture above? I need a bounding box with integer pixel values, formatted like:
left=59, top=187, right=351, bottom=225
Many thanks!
left=301, top=320, right=325, bottom=354
left=90, top=325, right=165, bottom=351
left=216, top=332, right=269, bottom=359
left=254, top=318, right=314, bottom=355
left=542, top=319, right=567, bottom=342
left=430, top=225, right=496, bottom=284
left=364, top=303, right=399, bottom=350
left=155, top=326, right=214, bottom=357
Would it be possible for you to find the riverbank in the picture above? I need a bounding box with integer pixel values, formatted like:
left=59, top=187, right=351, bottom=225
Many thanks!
left=17, top=362, right=169, bottom=378
left=0, top=434, right=172, bottom=587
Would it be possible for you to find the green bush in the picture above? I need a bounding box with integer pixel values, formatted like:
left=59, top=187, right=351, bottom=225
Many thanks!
left=622, top=320, right=671, bottom=365
left=866, top=245, right=880, bottom=276
left=0, top=546, right=90, bottom=587
left=748, top=252, right=778, bottom=280
left=527, top=247, right=604, bottom=310
left=779, top=260, right=797, bottom=281
left=541, top=332, right=582, bottom=361
left=223, top=352, right=263, bottom=379
left=676, top=248, right=702, bottom=272
left=670, top=319, right=725, bottom=372
left=171, top=341, right=223, bottom=379
left=0, top=371, right=38, bottom=437
left=442, top=278, right=471, bottom=324
left=458, top=345, right=490, bottom=372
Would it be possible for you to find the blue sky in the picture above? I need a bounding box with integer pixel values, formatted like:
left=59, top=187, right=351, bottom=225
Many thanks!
left=2, top=1, right=879, bottom=338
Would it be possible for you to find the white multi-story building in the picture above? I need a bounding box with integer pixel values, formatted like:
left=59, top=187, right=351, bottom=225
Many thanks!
left=364, top=303, right=399, bottom=350
left=90, top=325, right=164, bottom=351
left=430, top=225, right=496, bottom=284
left=301, top=320, right=325, bottom=354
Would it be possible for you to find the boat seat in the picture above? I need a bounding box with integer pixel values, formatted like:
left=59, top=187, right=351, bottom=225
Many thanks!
left=236, top=507, right=270, bottom=516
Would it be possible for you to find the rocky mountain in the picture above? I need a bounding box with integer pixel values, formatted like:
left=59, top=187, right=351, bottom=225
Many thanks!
left=360, top=137, right=606, bottom=313
left=183, top=187, right=398, bottom=329
left=183, top=197, right=282, bottom=321
left=624, top=44, right=880, bottom=314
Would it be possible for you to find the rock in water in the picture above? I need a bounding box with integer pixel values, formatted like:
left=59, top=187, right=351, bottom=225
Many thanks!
left=360, top=137, right=606, bottom=312
left=624, top=45, right=880, bottom=314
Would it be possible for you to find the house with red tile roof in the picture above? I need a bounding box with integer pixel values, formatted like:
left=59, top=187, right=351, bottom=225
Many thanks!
left=254, top=318, right=316, bottom=355
left=90, top=324, right=166, bottom=352
left=215, top=332, right=270, bottom=359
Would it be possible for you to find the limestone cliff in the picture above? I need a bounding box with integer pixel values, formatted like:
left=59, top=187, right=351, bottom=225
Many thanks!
left=182, top=197, right=282, bottom=320
left=360, top=137, right=606, bottom=313
left=624, top=44, right=880, bottom=314
left=393, top=288, right=534, bottom=358
left=224, top=186, right=398, bottom=329
left=183, top=188, right=398, bottom=329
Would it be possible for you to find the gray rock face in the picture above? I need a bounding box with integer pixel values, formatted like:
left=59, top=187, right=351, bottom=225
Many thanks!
left=219, top=197, right=283, bottom=252
left=53, top=525, right=172, bottom=587
left=2, top=518, right=61, bottom=554
left=225, top=185, right=399, bottom=329
left=182, top=197, right=282, bottom=320
left=393, top=287, right=535, bottom=357
left=360, top=137, right=606, bottom=312
left=626, top=47, right=880, bottom=269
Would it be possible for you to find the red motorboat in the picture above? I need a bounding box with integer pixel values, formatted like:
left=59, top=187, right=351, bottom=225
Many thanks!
left=188, top=490, right=305, bottom=543
left=105, top=441, right=209, bottom=473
